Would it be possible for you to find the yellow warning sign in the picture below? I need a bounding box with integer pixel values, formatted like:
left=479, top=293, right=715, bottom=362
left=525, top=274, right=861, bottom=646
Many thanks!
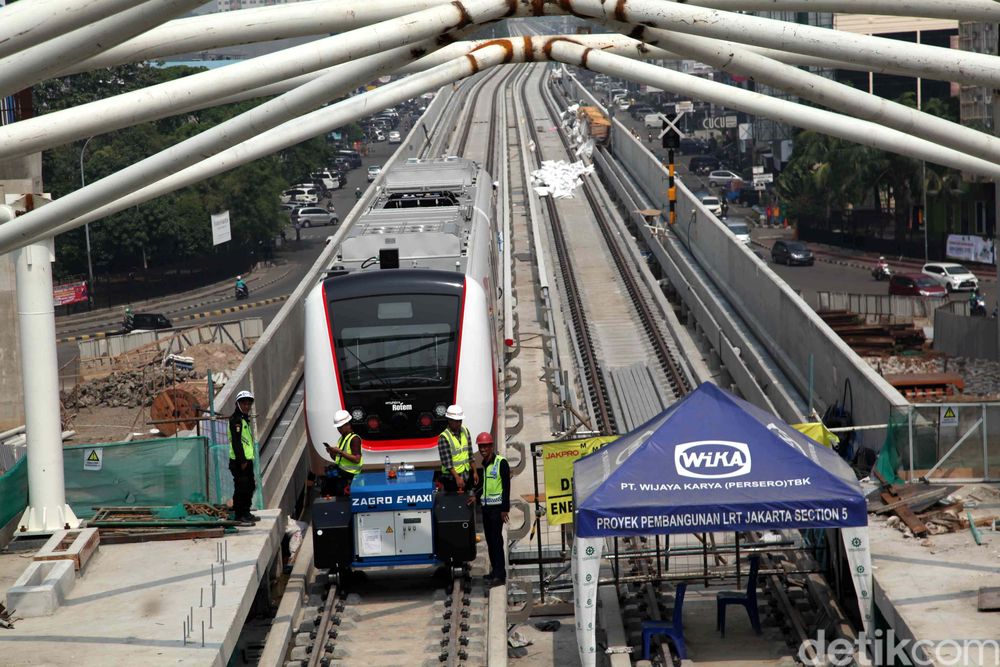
left=940, top=405, right=959, bottom=428
left=84, top=447, right=103, bottom=471
left=385, top=526, right=393, bottom=534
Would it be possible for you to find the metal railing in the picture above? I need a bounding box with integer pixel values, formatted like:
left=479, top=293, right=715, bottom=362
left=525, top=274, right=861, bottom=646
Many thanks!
left=895, top=402, right=1000, bottom=482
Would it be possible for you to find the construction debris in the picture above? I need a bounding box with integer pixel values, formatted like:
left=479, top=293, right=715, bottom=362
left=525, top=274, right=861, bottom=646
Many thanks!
left=0, top=602, right=14, bottom=629
left=64, top=366, right=200, bottom=409
left=531, top=159, right=595, bottom=199
left=818, top=310, right=926, bottom=356
left=870, top=479, right=1000, bottom=542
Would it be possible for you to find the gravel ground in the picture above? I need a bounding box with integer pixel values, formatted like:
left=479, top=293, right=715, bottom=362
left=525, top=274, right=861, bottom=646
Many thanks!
left=863, top=354, right=1000, bottom=400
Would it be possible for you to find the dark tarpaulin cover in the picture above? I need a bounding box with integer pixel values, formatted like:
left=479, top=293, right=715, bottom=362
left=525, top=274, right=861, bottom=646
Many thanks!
left=573, top=383, right=867, bottom=537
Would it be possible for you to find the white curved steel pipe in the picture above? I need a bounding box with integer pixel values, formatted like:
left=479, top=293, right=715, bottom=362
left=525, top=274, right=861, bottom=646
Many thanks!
left=0, top=0, right=208, bottom=99
left=0, top=0, right=509, bottom=160
left=63, top=0, right=458, bottom=75
left=546, top=40, right=1000, bottom=177
left=622, top=23, right=1000, bottom=165
left=13, top=41, right=530, bottom=250
left=565, top=0, right=1000, bottom=88
left=0, top=39, right=444, bottom=254
left=693, top=0, right=1000, bottom=22
left=0, top=0, right=145, bottom=61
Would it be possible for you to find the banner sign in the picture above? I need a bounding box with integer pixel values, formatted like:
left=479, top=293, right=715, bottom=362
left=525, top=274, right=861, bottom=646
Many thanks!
left=211, top=210, right=231, bottom=246
left=53, top=280, right=88, bottom=306
left=573, top=536, right=604, bottom=667
left=946, top=234, right=995, bottom=265
left=541, top=436, right=617, bottom=525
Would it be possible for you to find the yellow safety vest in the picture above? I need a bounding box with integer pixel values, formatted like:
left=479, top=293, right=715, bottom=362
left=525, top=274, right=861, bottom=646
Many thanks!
left=440, top=427, right=471, bottom=475
left=483, top=455, right=505, bottom=506
left=335, top=432, right=363, bottom=476
left=229, top=415, right=255, bottom=461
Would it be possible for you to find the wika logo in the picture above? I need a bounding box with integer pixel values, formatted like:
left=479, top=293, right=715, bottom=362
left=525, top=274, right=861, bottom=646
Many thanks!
left=674, top=440, right=752, bottom=479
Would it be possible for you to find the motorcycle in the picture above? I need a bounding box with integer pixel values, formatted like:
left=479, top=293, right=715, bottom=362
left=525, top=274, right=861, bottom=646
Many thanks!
left=235, top=284, right=249, bottom=300
left=971, top=294, right=987, bottom=316
left=872, top=264, right=891, bottom=281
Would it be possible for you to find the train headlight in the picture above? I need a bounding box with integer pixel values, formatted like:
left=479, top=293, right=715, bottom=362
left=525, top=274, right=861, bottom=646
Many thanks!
left=351, top=408, right=365, bottom=422
left=434, top=404, right=447, bottom=418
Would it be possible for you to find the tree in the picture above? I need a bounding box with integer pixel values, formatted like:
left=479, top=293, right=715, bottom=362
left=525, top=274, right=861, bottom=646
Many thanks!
left=36, top=64, right=325, bottom=280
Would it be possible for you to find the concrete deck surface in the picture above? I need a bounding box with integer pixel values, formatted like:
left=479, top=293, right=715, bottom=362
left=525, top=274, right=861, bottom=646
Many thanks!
left=870, top=500, right=1000, bottom=666
left=0, top=509, right=282, bottom=667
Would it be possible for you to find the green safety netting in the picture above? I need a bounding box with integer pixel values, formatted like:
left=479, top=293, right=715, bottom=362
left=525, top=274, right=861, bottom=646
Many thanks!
left=64, top=437, right=210, bottom=518
left=0, top=455, right=28, bottom=528
left=874, top=408, right=906, bottom=485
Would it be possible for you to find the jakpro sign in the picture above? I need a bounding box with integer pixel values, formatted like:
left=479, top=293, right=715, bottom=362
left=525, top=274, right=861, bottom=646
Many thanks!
left=542, top=436, right=617, bottom=525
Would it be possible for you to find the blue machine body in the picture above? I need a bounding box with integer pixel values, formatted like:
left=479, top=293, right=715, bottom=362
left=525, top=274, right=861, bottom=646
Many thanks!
left=348, top=470, right=439, bottom=568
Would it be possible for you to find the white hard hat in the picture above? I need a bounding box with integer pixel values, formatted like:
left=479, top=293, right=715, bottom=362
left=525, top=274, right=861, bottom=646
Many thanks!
left=237, top=275, right=242, bottom=279
left=445, top=404, right=464, bottom=420
left=235, top=390, right=254, bottom=403
left=333, top=410, right=352, bottom=428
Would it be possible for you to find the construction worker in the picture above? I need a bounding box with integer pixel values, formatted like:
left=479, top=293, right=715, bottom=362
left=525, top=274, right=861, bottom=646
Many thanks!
left=474, top=432, right=509, bottom=586
left=437, top=405, right=478, bottom=494
left=229, top=390, right=259, bottom=523
left=322, top=410, right=363, bottom=496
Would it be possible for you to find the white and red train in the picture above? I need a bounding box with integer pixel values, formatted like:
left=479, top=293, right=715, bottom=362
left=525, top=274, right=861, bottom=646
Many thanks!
left=304, top=157, right=502, bottom=468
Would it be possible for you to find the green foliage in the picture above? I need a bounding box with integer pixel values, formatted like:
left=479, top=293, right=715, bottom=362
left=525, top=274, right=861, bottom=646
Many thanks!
left=776, top=91, right=958, bottom=240
left=35, top=64, right=324, bottom=279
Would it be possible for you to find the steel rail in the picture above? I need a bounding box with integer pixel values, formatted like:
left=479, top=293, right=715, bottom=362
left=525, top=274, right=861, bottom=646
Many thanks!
left=517, top=68, right=615, bottom=435
left=538, top=73, right=690, bottom=400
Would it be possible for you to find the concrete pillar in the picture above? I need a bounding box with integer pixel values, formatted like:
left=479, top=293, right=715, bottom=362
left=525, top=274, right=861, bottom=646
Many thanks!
left=10, top=223, right=78, bottom=533
left=0, top=153, right=39, bottom=431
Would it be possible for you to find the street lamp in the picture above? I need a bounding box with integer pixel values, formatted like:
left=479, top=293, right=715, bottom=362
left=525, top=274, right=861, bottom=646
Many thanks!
left=79, top=136, right=96, bottom=307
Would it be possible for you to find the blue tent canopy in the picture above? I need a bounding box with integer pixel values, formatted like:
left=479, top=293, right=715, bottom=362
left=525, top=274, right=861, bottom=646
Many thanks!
left=573, top=383, right=867, bottom=538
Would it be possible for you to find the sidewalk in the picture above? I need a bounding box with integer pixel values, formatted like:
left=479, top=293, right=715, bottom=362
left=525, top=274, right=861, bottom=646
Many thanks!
left=749, top=225, right=997, bottom=282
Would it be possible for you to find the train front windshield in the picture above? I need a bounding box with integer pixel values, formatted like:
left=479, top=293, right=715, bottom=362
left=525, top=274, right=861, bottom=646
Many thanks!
left=329, top=292, right=460, bottom=440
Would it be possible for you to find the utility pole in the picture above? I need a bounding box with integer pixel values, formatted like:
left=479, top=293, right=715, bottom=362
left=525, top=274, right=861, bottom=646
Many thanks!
left=79, top=136, right=96, bottom=307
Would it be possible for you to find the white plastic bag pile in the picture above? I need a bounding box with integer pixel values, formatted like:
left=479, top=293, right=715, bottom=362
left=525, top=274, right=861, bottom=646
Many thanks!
left=531, top=159, right=595, bottom=199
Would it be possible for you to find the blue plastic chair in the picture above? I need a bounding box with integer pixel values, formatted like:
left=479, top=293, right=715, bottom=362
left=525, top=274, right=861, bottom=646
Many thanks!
left=642, top=582, right=688, bottom=660
left=716, top=555, right=762, bottom=637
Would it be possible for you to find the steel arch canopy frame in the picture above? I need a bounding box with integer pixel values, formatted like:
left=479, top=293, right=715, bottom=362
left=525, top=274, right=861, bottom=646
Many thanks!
left=4, top=40, right=533, bottom=252
left=618, top=23, right=1000, bottom=166
left=545, top=40, right=1000, bottom=179
left=0, top=0, right=509, bottom=161
left=564, top=0, right=1000, bottom=88
left=0, top=38, right=446, bottom=255
left=63, top=0, right=459, bottom=75
left=0, top=0, right=209, bottom=99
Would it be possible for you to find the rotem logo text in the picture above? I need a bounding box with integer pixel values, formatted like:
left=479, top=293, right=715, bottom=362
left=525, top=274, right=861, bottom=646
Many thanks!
left=674, top=441, right=752, bottom=479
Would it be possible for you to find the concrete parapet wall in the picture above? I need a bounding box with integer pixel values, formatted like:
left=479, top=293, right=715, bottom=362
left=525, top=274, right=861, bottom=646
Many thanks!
left=934, top=309, right=998, bottom=360
left=561, top=71, right=907, bottom=448
left=816, top=291, right=953, bottom=319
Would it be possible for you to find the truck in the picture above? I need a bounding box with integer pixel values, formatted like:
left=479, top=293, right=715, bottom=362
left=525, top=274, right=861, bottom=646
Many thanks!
left=577, top=106, right=610, bottom=144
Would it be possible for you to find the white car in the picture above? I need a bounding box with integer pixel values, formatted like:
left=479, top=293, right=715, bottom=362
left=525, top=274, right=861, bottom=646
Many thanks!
left=280, top=187, right=318, bottom=205
left=367, top=165, right=381, bottom=182
left=388, top=130, right=402, bottom=144
left=643, top=113, right=663, bottom=129
left=700, top=195, right=722, bottom=216
left=921, top=262, right=978, bottom=292
left=726, top=220, right=752, bottom=246
left=291, top=206, right=339, bottom=227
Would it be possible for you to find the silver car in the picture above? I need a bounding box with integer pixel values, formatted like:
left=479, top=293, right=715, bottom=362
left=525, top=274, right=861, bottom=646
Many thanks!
left=707, top=170, right=742, bottom=188
left=291, top=206, right=338, bottom=227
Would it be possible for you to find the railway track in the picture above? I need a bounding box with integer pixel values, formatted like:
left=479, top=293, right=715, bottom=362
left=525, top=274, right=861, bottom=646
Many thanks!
left=293, top=570, right=480, bottom=667
left=537, top=72, right=691, bottom=403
